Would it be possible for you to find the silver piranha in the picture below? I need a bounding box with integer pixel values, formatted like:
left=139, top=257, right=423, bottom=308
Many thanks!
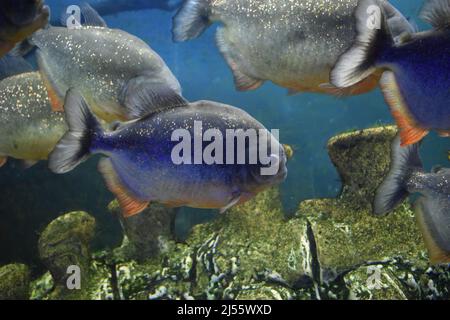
left=0, top=58, right=67, bottom=167
left=24, top=4, right=182, bottom=123
left=374, top=135, right=450, bottom=264
left=49, top=88, right=287, bottom=218
left=0, top=0, right=49, bottom=57
left=172, top=0, right=413, bottom=95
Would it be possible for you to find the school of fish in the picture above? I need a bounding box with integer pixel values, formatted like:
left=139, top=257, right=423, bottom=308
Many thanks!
left=0, top=0, right=448, bottom=265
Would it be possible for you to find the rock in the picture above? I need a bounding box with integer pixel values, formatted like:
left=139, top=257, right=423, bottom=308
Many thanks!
left=0, top=263, right=31, bottom=300
left=85, top=188, right=316, bottom=300
left=344, top=258, right=450, bottom=300
left=108, top=201, right=176, bottom=262
left=30, top=272, right=54, bottom=300
left=38, top=211, right=96, bottom=294
left=345, top=265, right=410, bottom=300
left=297, top=126, right=428, bottom=282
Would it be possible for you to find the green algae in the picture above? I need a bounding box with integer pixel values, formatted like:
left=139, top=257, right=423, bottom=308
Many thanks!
left=37, top=211, right=96, bottom=299
left=297, top=127, right=428, bottom=281
left=0, top=263, right=30, bottom=300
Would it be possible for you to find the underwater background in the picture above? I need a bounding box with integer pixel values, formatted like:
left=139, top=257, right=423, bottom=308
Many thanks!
left=0, top=0, right=448, bottom=280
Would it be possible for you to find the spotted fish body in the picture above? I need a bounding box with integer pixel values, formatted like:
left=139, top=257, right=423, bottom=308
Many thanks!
left=173, top=0, right=411, bottom=95
left=331, top=0, right=450, bottom=146
left=49, top=90, right=288, bottom=217
left=0, top=72, right=67, bottom=165
left=0, top=0, right=49, bottom=57
left=29, top=7, right=182, bottom=123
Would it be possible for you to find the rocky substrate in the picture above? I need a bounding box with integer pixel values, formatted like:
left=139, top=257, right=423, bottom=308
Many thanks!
left=1, top=126, right=449, bottom=300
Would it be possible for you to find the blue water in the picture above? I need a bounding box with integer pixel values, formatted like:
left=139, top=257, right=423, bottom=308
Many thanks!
left=0, top=0, right=448, bottom=268
left=115, top=0, right=443, bottom=209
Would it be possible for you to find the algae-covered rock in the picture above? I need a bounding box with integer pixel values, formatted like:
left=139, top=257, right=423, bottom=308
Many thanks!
left=0, top=263, right=31, bottom=300
left=38, top=211, right=96, bottom=293
left=30, top=272, right=54, bottom=300
left=345, top=265, right=409, bottom=300
left=297, top=126, right=428, bottom=282
left=344, top=258, right=450, bottom=300
left=327, top=126, right=397, bottom=209
left=85, top=188, right=316, bottom=300
left=108, top=201, right=176, bottom=262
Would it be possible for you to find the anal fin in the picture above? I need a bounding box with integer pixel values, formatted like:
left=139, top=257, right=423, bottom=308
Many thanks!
left=98, top=158, right=149, bottom=218
left=22, top=160, right=38, bottom=169
left=216, top=28, right=263, bottom=91
left=219, top=195, right=241, bottom=214
left=0, top=156, right=7, bottom=168
left=380, top=72, right=429, bottom=146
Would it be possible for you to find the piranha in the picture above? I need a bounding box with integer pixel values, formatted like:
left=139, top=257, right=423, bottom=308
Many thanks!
left=172, top=0, right=413, bottom=95
left=331, top=0, right=450, bottom=146
left=0, top=56, right=67, bottom=167
left=21, top=4, right=182, bottom=122
left=49, top=88, right=288, bottom=217
left=374, top=135, right=450, bottom=264
left=0, top=0, right=49, bottom=57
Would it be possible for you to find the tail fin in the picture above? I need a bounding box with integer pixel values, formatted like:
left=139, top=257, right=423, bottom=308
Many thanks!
left=420, top=0, right=450, bottom=30
left=373, top=134, right=423, bottom=216
left=172, top=0, right=211, bottom=41
left=330, top=0, right=394, bottom=88
left=48, top=89, right=102, bottom=174
left=415, top=196, right=450, bottom=264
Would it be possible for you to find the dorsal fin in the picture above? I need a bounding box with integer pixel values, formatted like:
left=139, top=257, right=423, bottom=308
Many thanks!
left=121, top=77, right=188, bottom=119
left=0, top=55, right=33, bottom=81
left=61, top=2, right=107, bottom=28
left=80, top=3, right=108, bottom=27
left=382, top=1, right=417, bottom=44
left=420, top=0, right=450, bottom=30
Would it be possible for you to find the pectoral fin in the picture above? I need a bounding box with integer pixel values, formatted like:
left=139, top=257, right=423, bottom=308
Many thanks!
left=380, top=72, right=429, bottom=146
left=98, top=158, right=149, bottom=218
left=219, top=195, right=241, bottom=214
